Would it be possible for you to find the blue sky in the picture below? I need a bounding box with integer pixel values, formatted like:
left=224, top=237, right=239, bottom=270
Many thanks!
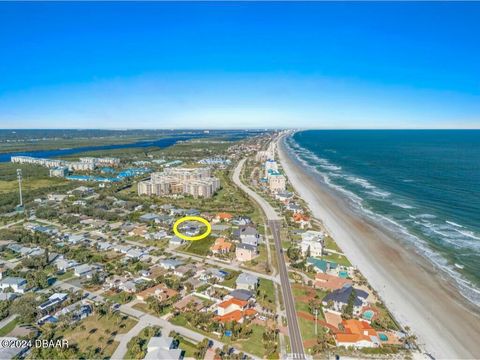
left=0, top=2, right=479, bottom=129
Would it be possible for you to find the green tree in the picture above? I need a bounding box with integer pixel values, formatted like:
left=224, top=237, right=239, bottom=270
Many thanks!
left=11, top=293, right=38, bottom=322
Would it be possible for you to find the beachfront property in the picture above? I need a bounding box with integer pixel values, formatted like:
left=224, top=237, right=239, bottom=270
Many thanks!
left=300, top=230, right=325, bottom=257
left=322, top=284, right=369, bottom=315
left=138, top=167, right=220, bottom=198
left=335, top=319, right=380, bottom=348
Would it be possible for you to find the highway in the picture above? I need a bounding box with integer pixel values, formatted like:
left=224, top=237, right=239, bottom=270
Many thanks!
left=233, top=158, right=306, bottom=359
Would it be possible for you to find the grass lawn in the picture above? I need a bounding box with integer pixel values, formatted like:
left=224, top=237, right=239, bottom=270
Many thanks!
left=224, top=324, right=266, bottom=357
left=322, top=253, right=352, bottom=267
left=257, top=278, right=276, bottom=311
left=132, top=302, right=173, bottom=317
left=181, top=237, right=215, bottom=256
left=103, top=290, right=134, bottom=304
left=0, top=317, right=19, bottom=336
left=169, top=314, right=219, bottom=340
left=324, top=236, right=343, bottom=253
left=60, top=313, right=137, bottom=358
left=220, top=270, right=240, bottom=288
left=175, top=335, right=201, bottom=358
left=0, top=178, right=66, bottom=193
left=56, top=270, right=74, bottom=281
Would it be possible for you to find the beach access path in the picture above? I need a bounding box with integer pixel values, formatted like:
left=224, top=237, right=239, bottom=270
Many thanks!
left=233, top=158, right=306, bottom=359
left=277, top=133, right=480, bottom=359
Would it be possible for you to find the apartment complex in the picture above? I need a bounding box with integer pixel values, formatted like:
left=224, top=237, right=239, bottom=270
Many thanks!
left=11, top=156, right=120, bottom=173
left=138, top=167, right=220, bottom=198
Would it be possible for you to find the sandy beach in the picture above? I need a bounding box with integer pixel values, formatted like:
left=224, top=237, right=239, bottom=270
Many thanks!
left=278, top=135, right=480, bottom=359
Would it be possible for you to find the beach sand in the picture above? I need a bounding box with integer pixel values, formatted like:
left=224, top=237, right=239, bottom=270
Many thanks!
left=278, top=135, right=480, bottom=359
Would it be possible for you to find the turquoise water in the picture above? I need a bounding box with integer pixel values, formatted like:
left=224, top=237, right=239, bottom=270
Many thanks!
left=379, top=333, right=388, bottom=341
left=338, top=270, right=348, bottom=278
left=287, top=130, right=480, bottom=307
left=362, top=310, right=374, bottom=320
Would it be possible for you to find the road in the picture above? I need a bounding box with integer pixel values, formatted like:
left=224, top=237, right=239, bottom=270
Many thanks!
left=112, top=301, right=260, bottom=360
left=233, top=158, right=306, bottom=359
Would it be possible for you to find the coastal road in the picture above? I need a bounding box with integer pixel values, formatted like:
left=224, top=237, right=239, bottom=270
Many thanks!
left=233, top=158, right=306, bottom=359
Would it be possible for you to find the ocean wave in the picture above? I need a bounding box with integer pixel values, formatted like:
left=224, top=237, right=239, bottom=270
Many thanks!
left=392, top=202, right=414, bottom=209
left=446, top=220, right=463, bottom=228
left=285, top=134, right=480, bottom=308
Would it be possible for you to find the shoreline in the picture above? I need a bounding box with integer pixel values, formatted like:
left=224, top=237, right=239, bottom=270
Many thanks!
left=277, top=134, right=480, bottom=359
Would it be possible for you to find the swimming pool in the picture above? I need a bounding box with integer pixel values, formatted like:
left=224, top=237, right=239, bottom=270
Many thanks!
left=338, top=270, right=348, bottom=278
left=362, top=310, right=374, bottom=320
left=379, top=333, right=388, bottom=341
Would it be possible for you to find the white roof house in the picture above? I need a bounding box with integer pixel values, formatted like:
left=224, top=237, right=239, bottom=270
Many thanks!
left=0, top=277, right=27, bottom=293
left=236, top=273, right=259, bottom=291
left=144, top=336, right=182, bottom=360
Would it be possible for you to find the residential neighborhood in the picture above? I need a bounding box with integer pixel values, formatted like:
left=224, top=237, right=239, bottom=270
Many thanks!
left=0, top=131, right=413, bottom=359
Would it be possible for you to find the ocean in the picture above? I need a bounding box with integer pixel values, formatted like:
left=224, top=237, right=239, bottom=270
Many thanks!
left=287, top=130, right=480, bottom=307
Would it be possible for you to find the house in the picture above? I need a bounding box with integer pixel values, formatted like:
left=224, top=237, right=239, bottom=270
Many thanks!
left=104, top=275, right=127, bottom=289
left=275, top=191, right=293, bottom=202
left=335, top=319, right=380, bottom=348
left=210, top=238, right=233, bottom=254
left=139, top=213, right=161, bottom=222
left=96, top=242, right=112, bottom=251
left=215, top=298, right=256, bottom=323
left=315, top=273, right=352, bottom=291
left=173, top=264, right=197, bottom=278
left=158, top=259, right=183, bottom=270
left=136, top=283, right=178, bottom=302
left=173, top=295, right=205, bottom=312
left=129, top=225, right=148, bottom=237
left=147, top=230, right=168, bottom=240
left=235, top=273, right=258, bottom=291
left=307, top=257, right=338, bottom=273
left=0, top=277, right=27, bottom=293
left=286, top=203, right=303, bottom=213
left=54, top=301, right=92, bottom=322
left=215, top=212, right=233, bottom=222
left=300, top=232, right=324, bottom=257
left=38, top=293, right=68, bottom=312
left=113, top=244, right=132, bottom=254
left=235, top=243, right=258, bottom=262
left=235, top=226, right=261, bottom=246
left=201, top=268, right=228, bottom=282
left=125, top=248, right=145, bottom=260
left=231, top=216, right=251, bottom=226
left=216, top=298, right=248, bottom=316
left=144, top=336, right=182, bottom=360
left=55, top=257, right=79, bottom=272
left=73, top=264, right=102, bottom=278
left=229, top=289, right=253, bottom=301
left=169, top=236, right=185, bottom=247
left=293, top=213, right=310, bottom=228
left=67, top=234, right=86, bottom=245
left=322, top=284, right=369, bottom=315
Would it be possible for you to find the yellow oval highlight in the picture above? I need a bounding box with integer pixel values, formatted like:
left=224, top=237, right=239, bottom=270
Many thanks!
left=173, top=216, right=211, bottom=241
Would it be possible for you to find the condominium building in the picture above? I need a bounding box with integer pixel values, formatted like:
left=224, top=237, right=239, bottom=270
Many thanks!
left=138, top=167, right=220, bottom=198
left=49, top=166, right=69, bottom=178
left=11, top=155, right=119, bottom=171
left=265, top=159, right=279, bottom=178
left=268, top=173, right=286, bottom=192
